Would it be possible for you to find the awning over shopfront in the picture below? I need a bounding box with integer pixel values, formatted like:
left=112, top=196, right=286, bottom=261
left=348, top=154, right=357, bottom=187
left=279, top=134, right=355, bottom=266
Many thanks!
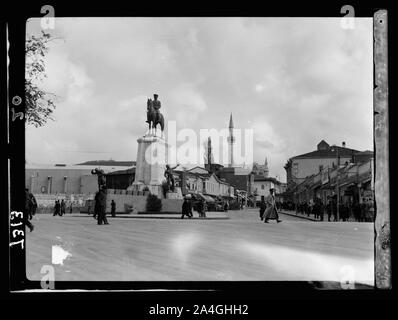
left=339, top=181, right=357, bottom=188
left=310, top=181, right=322, bottom=189
left=200, top=194, right=216, bottom=202
left=222, top=195, right=235, bottom=200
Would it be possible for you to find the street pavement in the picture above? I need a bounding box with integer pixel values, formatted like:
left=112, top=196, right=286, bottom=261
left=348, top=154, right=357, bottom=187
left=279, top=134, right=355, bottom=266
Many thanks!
left=26, top=208, right=374, bottom=285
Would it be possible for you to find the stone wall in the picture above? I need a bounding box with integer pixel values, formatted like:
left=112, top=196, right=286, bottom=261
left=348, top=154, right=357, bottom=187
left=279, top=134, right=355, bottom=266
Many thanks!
left=105, top=192, right=147, bottom=213
left=33, top=193, right=91, bottom=213
left=106, top=189, right=183, bottom=213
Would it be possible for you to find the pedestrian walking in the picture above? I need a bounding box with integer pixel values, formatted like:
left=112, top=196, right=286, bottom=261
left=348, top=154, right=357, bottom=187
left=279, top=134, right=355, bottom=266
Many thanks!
left=198, top=199, right=206, bottom=218
left=69, top=203, right=73, bottom=214
left=359, top=201, right=367, bottom=222
left=60, top=199, right=66, bottom=216
left=365, top=200, right=375, bottom=222
left=224, top=201, right=229, bottom=212
left=326, top=198, right=332, bottom=221
left=312, top=200, right=318, bottom=220
left=24, top=188, right=34, bottom=232
left=53, top=200, right=61, bottom=216
left=318, top=199, right=324, bottom=221
left=259, top=199, right=266, bottom=221
left=181, top=197, right=193, bottom=219
left=95, top=187, right=109, bottom=225
left=111, top=199, right=116, bottom=217
left=339, top=203, right=347, bottom=221
left=27, top=192, right=37, bottom=220
left=331, top=197, right=338, bottom=221
left=352, top=201, right=361, bottom=221
left=264, top=188, right=282, bottom=223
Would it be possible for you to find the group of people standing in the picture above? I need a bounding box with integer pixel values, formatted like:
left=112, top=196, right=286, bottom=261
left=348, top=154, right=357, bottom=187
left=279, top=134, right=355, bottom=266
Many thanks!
left=53, top=199, right=69, bottom=216
left=181, top=198, right=207, bottom=219
left=294, top=197, right=375, bottom=222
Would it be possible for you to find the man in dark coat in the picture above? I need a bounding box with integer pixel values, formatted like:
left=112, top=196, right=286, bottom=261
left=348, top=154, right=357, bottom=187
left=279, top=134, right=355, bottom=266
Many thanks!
left=259, top=199, right=266, bottom=221
left=111, top=200, right=116, bottom=217
left=53, top=200, right=61, bottom=216
left=60, top=199, right=66, bottom=215
left=326, top=198, right=332, bottom=221
left=331, top=197, right=338, bottom=221
left=95, top=188, right=109, bottom=225
left=25, top=188, right=34, bottom=231
left=264, top=188, right=282, bottom=223
left=27, top=192, right=37, bottom=220
left=197, top=199, right=206, bottom=218
left=224, top=201, right=229, bottom=212
left=181, top=197, right=193, bottom=219
left=318, top=198, right=324, bottom=221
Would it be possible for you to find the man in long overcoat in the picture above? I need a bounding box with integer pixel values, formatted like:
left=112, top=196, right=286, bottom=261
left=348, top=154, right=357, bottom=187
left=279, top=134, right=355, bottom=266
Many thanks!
left=259, top=199, right=266, bottom=221
left=95, top=187, right=109, bottom=225
left=181, top=197, right=193, bottom=219
left=264, top=188, right=282, bottom=223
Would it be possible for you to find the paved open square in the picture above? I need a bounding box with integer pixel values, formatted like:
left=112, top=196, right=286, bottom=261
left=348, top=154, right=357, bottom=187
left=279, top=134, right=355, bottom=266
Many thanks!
left=26, top=209, right=374, bottom=286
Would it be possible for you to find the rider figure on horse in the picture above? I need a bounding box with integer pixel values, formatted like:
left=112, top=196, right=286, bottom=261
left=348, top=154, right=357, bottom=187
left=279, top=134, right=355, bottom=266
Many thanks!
left=147, top=94, right=161, bottom=123
left=146, top=93, right=165, bottom=135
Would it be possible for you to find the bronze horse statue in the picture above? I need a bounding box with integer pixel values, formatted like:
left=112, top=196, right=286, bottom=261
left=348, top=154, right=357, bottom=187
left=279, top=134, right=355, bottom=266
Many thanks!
left=147, top=98, right=164, bottom=136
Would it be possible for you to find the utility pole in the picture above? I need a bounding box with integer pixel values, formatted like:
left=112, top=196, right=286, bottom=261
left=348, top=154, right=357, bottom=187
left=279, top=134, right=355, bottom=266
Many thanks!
left=336, top=147, right=340, bottom=221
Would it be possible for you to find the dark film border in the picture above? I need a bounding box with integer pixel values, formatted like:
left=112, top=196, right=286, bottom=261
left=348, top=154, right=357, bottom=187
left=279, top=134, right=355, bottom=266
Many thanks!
left=5, top=3, right=392, bottom=298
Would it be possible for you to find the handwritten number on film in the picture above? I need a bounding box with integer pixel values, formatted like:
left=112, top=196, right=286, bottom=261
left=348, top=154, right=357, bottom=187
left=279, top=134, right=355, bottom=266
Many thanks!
left=10, top=211, right=24, bottom=249
left=11, top=108, right=24, bottom=121
left=11, top=96, right=24, bottom=121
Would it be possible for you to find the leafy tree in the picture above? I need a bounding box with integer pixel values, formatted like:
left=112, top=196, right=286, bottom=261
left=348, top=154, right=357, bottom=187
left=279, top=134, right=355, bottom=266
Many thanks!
left=146, top=194, right=162, bottom=212
left=25, top=31, right=59, bottom=127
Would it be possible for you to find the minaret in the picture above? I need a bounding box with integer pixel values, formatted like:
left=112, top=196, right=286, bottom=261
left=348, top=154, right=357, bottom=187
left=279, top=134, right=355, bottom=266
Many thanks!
left=227, top=113, right=235, bottom=167
left=208, top=137, right=212, bottom=165
left=264, top=157, right=269, bottom=177
left=206, top=136, right=213, bottom=172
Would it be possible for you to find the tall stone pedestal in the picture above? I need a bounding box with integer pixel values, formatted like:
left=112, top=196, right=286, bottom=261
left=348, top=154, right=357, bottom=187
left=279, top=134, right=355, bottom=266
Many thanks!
left=166, top=188, right=183, bottom=199
left=128, top=134, right=167, bottom=198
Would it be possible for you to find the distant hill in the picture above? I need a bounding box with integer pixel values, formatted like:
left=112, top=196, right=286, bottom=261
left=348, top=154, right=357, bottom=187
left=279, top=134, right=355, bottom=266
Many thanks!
left=76, top=160, right=136, bottom=167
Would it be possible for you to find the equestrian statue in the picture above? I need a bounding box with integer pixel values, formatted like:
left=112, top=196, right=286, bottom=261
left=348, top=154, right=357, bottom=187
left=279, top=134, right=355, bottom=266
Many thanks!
left=146, top=93, right=165, bottom=137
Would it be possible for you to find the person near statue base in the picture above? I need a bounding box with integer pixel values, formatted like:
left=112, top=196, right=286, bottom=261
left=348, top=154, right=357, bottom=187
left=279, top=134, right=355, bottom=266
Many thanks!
left=164, top=164, right=179, bottom=192
left=264, top=188, right=282, bottom=223
left=181, top=197, right=193, bottom=219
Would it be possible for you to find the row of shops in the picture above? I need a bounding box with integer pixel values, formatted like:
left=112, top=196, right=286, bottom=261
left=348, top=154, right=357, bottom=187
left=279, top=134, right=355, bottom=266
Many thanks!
left=286, top=158, right=374, bottom=206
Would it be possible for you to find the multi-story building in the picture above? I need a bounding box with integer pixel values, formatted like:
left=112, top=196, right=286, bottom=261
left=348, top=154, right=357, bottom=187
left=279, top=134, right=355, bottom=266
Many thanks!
left=218, top=167, right=254, bottom=196
left=252, top=176, right=284, bottom=204
left=284, top=140, right=362, bottom=191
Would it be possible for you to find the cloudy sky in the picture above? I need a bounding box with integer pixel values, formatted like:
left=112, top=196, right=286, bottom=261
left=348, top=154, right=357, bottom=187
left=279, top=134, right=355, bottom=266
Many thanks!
left=26, top=18, right=373, bottom=182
